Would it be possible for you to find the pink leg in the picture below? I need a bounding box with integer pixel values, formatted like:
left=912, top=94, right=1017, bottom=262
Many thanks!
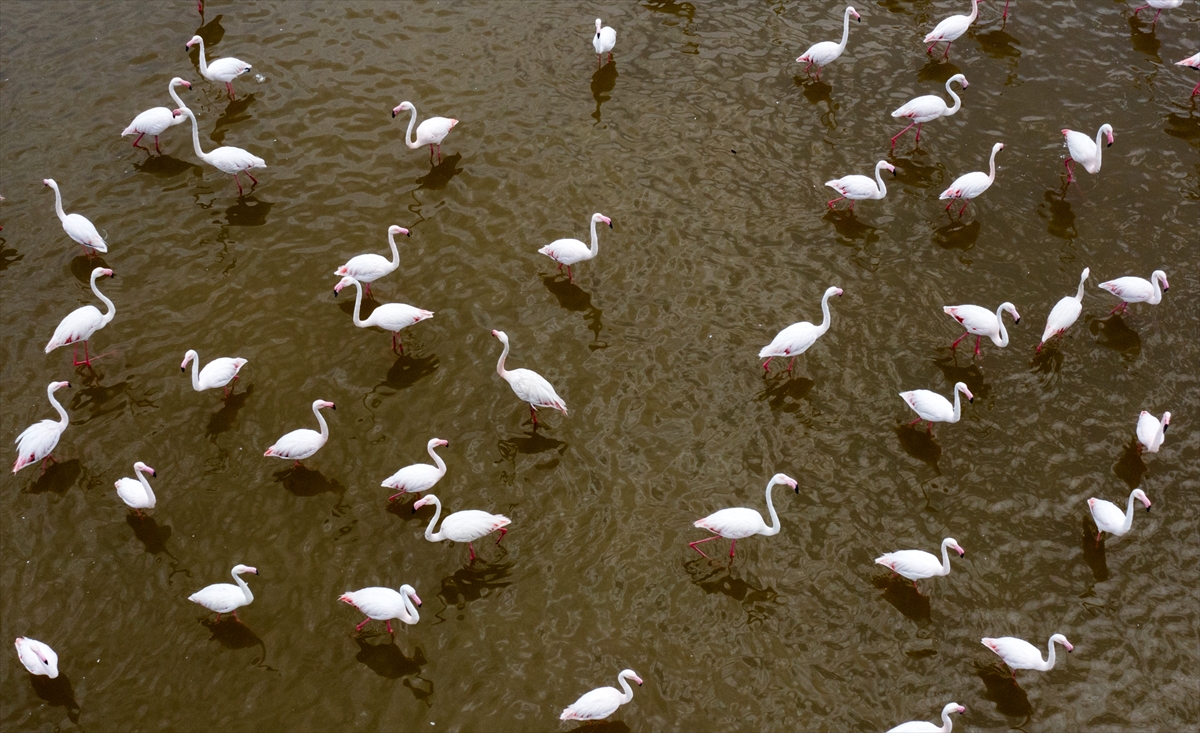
left=1133, top=4, right=1148, bottom=15
left=529, top=406, right=539, bottom=426
left=1191, top=80, right=1200, bottom=97
left=914, top=123, right=923, bottom=144
left=131, top=132, right=145, bottom=148
left=567, top=265, right=574, bottom=282
left=356, top=617, right=371, bottom=631
left=762, top=356, right=774, bottom=373
left=728, top=539, right=737, bottom=558
left=429, top=144, right=436, bottom=164
left=1153, top=9, right=1161, bottom=24
left=1064, top=158, right=1075, bottom=184
left=1003, top=0, right=1010, bottom=18
left=233, top=173, right=244, bottom=194
left=943, top=42, right=952, bottom=59
left=909, top=418, right=922, bottom=426
left=890, top=122, right=916, bottom=150
left=957, top=201, right=969, bottom=216
left=597, top=54, right=602, bottom=69
left=294, top=460, right=303, bottom=468
left=155, top=136, right=162, bottom=154
left=927, top=42, right=939, bottom=55
left=689, top=536, right=720, bottom=558
left=388, top=490, right=406, bottom=501
left=215, top=613, right=222, bottom=622
left=974, top=336, right=982, bottom=357
left=827, top=196, right=846, bottom=209
left=82, top=340, right=92, bottom=367
left=950, top=332, right=969, bottom=350
left=468, top=543, right=477, bottom=561
left=945, top=199, right=957, bottom=211
left=927, top=421, right=934, bottom=435
left=847, top=201, right=855, bottom=210
left=40, top=455, right=57, bottom=475
left=364, top=281, right=373, bottom=297
left=495, top=527, right=507, bottom=545
left=386, top=620, right=394, bottom=635
left=245, top=170, right=259, bottom=186
left=226, top=82, right=236, bottom=100
left=786, top=357, right=796, bottom=374
left=437, top=144, right=443, bottom=163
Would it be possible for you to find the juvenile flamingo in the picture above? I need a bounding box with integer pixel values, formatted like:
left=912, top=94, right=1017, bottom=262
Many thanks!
left=593, top=18, right=617, bottom=66
left=887, top=702, right=965, bottom=733
left=924, top=0, right=983, bottom=59
left=334, top=275, right=433, bottom=354
left=185, top=35, right=251, bottom=99
left=392, top=101, right=457, bottom=164
left=491, top=329, right=567, bottom=426
left=899, top=382, right=973, bottom=435
left=759, top=286, right=842, bottom=374
left=1177, top=53, right=1200, bottom=97
left=1062, top=124, right=1114, bottom=184
left=339, top=584, right=421, bottom=635
left=1099, top=270, right=1168, bottom=314
left=333, top=225, right=409, bottom=297
left=690, top=473, right=799, bottom=559
left=875, top=537, right=965, bottom=589
left=14, top=638, right=59, bottom=678
left=940, top=142, right=1004, bottom=216
left=114, top=461, right=157, bottom=515
left=1136, top=411, right=1170, bottom=453
left=413, top=493, right=510, bottom=562
left=45, top=267, right=115, bottom=367
left=890, top=74, right=967, bottom=149
left=1133, top=0, right=1183, bottom=25
left=825, top=161, right=894, bottom=210
left=537, top=212, right=612, bottom=282
left=1088, top=489, right=1151, bottom=542
left=381, top=438, right=448, bottom=501
left=188, top=564, right=258, bottom=621
left=121, top=77, right=192, bottom=153
left=181, top=350, right=247, bottom=396
left=43, top=179, right=107, bottom=254
left=561, top=669, right=643, bottom=722
left=1038, top=268, right=1089, bottom=351
left=796, top=5, right=860, bottom=79
left=264, top=400, right=335, bottom=466
left=944, top=301, right=1019, bottom=356
left=981, top=634, right=1073, bottom=677
left=12, top=381, right=71, bottom=474
left=174, top=107, right=266, bottom=194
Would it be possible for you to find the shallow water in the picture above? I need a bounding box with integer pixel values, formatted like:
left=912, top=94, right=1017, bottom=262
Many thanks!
left=1, top=1, right=1198, bottom=731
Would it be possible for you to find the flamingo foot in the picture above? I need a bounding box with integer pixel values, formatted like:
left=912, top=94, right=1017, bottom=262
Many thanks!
left=951, top=332, right=968, bottom=350
left=388, top=490, right=406, bottom=502
left=495, top=527, right=507, bottom=546
left=356, top=617, right=371, bottom=631
left=728, top=539, right=737, bottom=558
left=468, top=543, right=477, bottom=562
left=974, top=336, right=982, bottom=357
left=762, top=356, right=773, bottom=373
left=386, top=620, right=394, bottom=635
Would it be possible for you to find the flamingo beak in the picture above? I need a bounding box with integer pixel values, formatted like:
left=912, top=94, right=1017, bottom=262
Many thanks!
left=956, top=546, right=965, bottom=557
left=1106, top=133, right=1114, bottom=147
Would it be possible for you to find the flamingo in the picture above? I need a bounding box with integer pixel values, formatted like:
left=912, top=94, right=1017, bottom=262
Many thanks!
left=14, top=638, right=59, bottom=678
left=174, top=107, right=266, bottom=194
left=759, top=286, right=843, bottom=374
left=537, top=212, right=612, bottom=282
left=887, top=703, right=966, bottom=733
left=875, top=537, right=965, bottom=589
left=382, top=438, right=448, bottom=501
left=1038, top=268, right=1089, bottom=352
left=1062, top=124, right=1114, bottom=184
left=45, top=267, right=116, bottom=367
left=1136, top=411, right=1170, bottom=453
left=593, top=18, right=617, bottom=66
left=561, top=669, right=643, bottom=722
left=1177, top=53, right=1200, bottom=97
left=924, top=0, right=983, bottom=59
left=181, top=350, right=247, bottom=396
left=796, top=6, right=861, bottom=79
left=188, top=564, right=258, bottom=621
left=412, top=494, right=510, bottom=562
left=334, top=275, right=433, bottom=354
left=263, top=399, right=335, bottom=466
left=825, top=161, right=894, bottom=209
left=43, top=178, right=107, bottom=254
left=940, top=142, right=1004, bottom=216
left=690, top=473, right=799, bottom=559
left=114, top=461, right=157, bottom=515
left=12, top=381, right=71, bottom=474
left=890, top=74, right=968, bottom=150
left=333, top=225, right=409, bottom=297
left=981, top=634, right=1073, bottom=677
left=944, top=301, right=1020, bottom=356
left=491, top=329, right=567, bottom=426
left=392, top=101, right=457, bottom=164
left=339, top=584, right=421, bottom=635
left=1098, top=270, right=1168, bottom=315
left=121, top=77, right=192, bottom=153
left=185, top=35, right=251, bottom=99
left=1133, top=0, right=1183, bottom=25
left=899, top=382, right=973, bottom=435
left=1088, top=489, right=1151, bottom=543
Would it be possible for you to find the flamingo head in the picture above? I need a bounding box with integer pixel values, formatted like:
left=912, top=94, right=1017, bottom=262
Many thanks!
left=333, top=276, right=357, bottom=295
left=1153, top=270, right=1169, bottom=291
left=181, top=349, right=198, bottom=371
left=412, top=495, right=434, bottom=511
left=316, top=400, right=336, bottom=411
left=401, top=584, right=423, bottom=606
left=491, top=329, right=509, bottom=345
left=950, top=74, right=968, bottom=88
left=772, top=473, right=799, bottom=493
left=595, top=18, right=603, bottom=34
left=430, top=438, right=449, bottom=449
left=42, top=178, right=57, bottom=189
left=620, top=669, right=643, bottom=686
left=826, top=286, right=843, bottom=298
left=1102, top=124, right=1114, bottom=147
left=171, top=78, right=192, bottom=89
left=944, top=703, right=966, bottom=716
left=185, top=35, right=202, bottom=51
left=849, top=7, right=861, bottom=21
left=1051, top=634, right=1073, bottom=652
left=392, top=101, right=413, bottom=118
left=955, top=382, right=974, bottom=403
left=134, top=461, right=157, bottom=477
left=946, top=538, right=965, bottom=557
left=593, top=213, right=613, bottom=228
left=232, top=564, right=259, bottom=576
left=1133, top=489, right=1152, bottom=511
left=1162, top=412, right=1171, bottom=431
left=51, top=381, right=71, bottom=393
left=1002, top=302, right=1020, bottom=324
left=388, top=225, right=410, bottom=237
left=92, top=267, right=114, bottom=280
left=171, top=108, right=189, bottom=119
left=882, top=162, right=896, bottom=176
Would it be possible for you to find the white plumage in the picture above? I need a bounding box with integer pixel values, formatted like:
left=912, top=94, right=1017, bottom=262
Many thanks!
left=561, top=669, right=643, bottom=721
left=1039, top=268, right=1089, bottom=351
left=264, top=400, right=335, bottom=463
left=45, top=267, right=116, bottom=366
left=1088, top=489, right=1151, bottom=541
left=1178, top=53, right=1200, bottom=97
left=392, top=101, right=458, bottom=163
left=413, top=494, right=511, bottom=561
left=899, top=382, right=973, bottom=432
left=875, top=538, right=965, bottom=584
left=825, top=161, right=893, bottom=209
left=335, top=275, right=433, bottom=354
left=189, top=564, right=258, bottom=618
left=121, top=77, right=192, bottom=153
left=1136, top=411, right=1170, bottom=453
left=491, top=329, right=567, bottom=426
left=796, top=6, right=860, bottom=78
left=537, top=212, right=612, bottom=281
left=382, top=438, right=448, bottom=501
left=690, top=473, right=798, bottom=559
left=1062, top=124, right=1114, bottom=182
left=1099, top=270, right=1168, bottom=315
left=185, top=35, right=251, bottom=98
left=1133, top=0, right=1183, bottom=25
left=943, top=301, right=1020, bottom=356
left=114, top=461, right=157, bottom=513
left=43, top=178, right=107, bottom=254
left=339, top=584, right=421, bottom=634
left=14, top=638, right=59, bottom=678
left=593, top=18, right=617, bottom=63
left=887, top=703, right=965, bottom=733
left=182, top=349, right=247, bottom=394
left=759, top=286, right=842, bottom=374
left=939, top=142, right=1004, bottom=215
left=13, top=381, right=71, bottom=474
left=175, top=106, right=266, bottom=194
left=924, top=0, right=982, bottom=58
left=334, top=225, right=409, bottom=296
left=890, top=74, right=967, bottom=149
left=981, top=634, right=1073, bottom=673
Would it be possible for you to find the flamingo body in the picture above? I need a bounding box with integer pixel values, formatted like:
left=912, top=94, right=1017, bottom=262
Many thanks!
left=561, top=669, right=642, bottom=721
left=392, top=101, right=457, bottom=162
left=492, top=330, right=567, bottom=423
left=593, top=18, right=617, bottom=59
left=264, top=400, right=335, bottom=462
left=14, top=638, right=59, bottom=678
left=1099, top=271, right=1168, bottom=313
left=114, top=461, right=157, bottom=511
left=537, top=212, right=612, bottom=280
left=1177, top=53, right=1200, bottom=97
left=182, top=350, right=247, bottom=392
left=43, top=179, right=107, bottom=253
left=122, top=77, right=192, bottom=151
left=1039, top=268, right=1089, bottom=350
left=334, top=225, right=409, bottom=289
left=944, top=301, right=1019, bottom=355
left=189, top=564, right=258, bottom=616
left=887, top=703, right=965, bottom=733
left=1063, top=125, right=1113, bottom=177
left=13, top=381, right=71, bottom=474
left=185, top=35, right=251, bottom=98
left=796, top=6, right=860, bottom=77
left=875, top=538, right=965, bottom=582
left=413, top=494, right=510, bottom=560
left=899, top=382, right=973, bottom=428
left=1136, top=411, right=1170, bottom=453
left=335, top=275, right=433, bottom=353
left=825, top=161, right=893, bottom=209
left=382, top=438, right=448, bottom=499
left=759, top=286, right=842, bottom=373
left=339, top=584, right=421, bottom=633
left=1089, top=489, right=1151, bottom=539
left=981, top=634, right=1073, bottom=672
left=924, top=0, right=982, bottom=56
left=890, top=74, right=967, bottom=149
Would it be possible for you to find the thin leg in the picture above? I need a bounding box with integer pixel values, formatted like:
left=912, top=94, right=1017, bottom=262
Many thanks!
left=437, top=144, right=443, bottom=163
left=728, top=539, right=737, bottom=558
left=762, top=356, right=773, bottom=373
left=847, top=201, right=855, bottom=210
left=1133, top=4, right=1148, bottom=15
left=1003, top=0, right=1010, bottom=18
left=567, top=265, right=574, bottom=282
left=226, top=82, right=236, bottom=100
left=951, top=332, right=969, bottom=350
left=890, top=122, right=916, bottom=150
left=1064, top=158, right=1075, bottom=184
left=364, top=281, right=373, bottom=297
left=927, top=421, right=934, bottom=435
left=914, top=123, right=923, bottom=144
left=495, top=527, right=507, bottom=545
left=1191, top=80, right=1200, bottom=97
left=233, top=173, right=244, bottom=194
left=827, top=196, right=846, bottom=209
left=131, top=132, right=145, bottom=148
left=155, top=136, right=162, bottom=154
left=945, top=199, right=957, bottom=211
left=943, top=42, right=952, bottom=59
left=386, top=620, right=394, bottom=635
left=688, top=535, right=720, bottom=558
left=215, top=613, right=222, bottom=622
left=927, top=42, right=939, bottom=55
left=958, top=201, right=969, bottom=216
left=909, top=417, right=922, bottom=426
left=1153, top=8, right=1161, bottom=24
left=786, top=357, right=796, bottom=374
left=356, top=617, right=371, bottom=631
left=245, top=170, right=259, bottom=186
left=429, top=144, right=435, bottom=164
left=294, top=460, right=303, bottom=468
left=529, top=405, right=539, bottom=426
left=468, top=542, right=477, bottom=561
left=974, top=336, right=982, bottom=357
left=388, top=490, right=406, bottom=501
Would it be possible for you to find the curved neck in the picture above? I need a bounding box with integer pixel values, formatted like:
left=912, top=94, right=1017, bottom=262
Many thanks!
left=187, top=352, right=202, bottom=390
left=232, top=570, right=253, bottom=604
left=837, top=7, right=853, bottom=51
left=967, top=0, right=980, bottom=23
left=939, top=708, right=955, bottom=733
left=386, top=230, right=401, bottom=269
left=617, top=674, right=635, bottom=703
left=1149, top=274, right=1164, bottom=304
left=817, top=291, right=835, bottom=334
left=423, top=497, right=444, bottom=541
left=951, top=387, right=964, bottom=422
left=47, top=386, right=68, bottom=429
left=987, top=146, right=1000, bottom=183
left=1093, top=126, right=1107, bottom=168
left=402, top=592, right=420, bottom=623
left=762, top=478, right=783, bottom=536
left=873, top=163, right=888, bottom=199
left=939, top=540, right=954, bottom=576
left=349, top=279, right=367, bottom=327
left=993, top=303, right=1010, bottom=346
left=312, top=403, right=330, bottom=440
left=50, top=185, right=67, bottom=223
left=92, top=272, right=116, bottom=325
left=588, top=218, right=601, bottom=259
left=168, top=79, right=188, bottom=110
left=402, top=106, right=419, bottom=148
left=136, top=466, right=156, bottom=504
left=183, top=108, right=211, bottom=162
left=945, top=82, right=963, bottom=115
left=428, top=443, right=447, bottom=475
left=194, top=38, right=209, bottom=76
left=1120, top=492, right=1140, bottom=534
left=1074, top=272, right=1087, bottom=301
left=1040, top=638, right=1057, bottom=671
left=496, top=339, right=510, bottom=378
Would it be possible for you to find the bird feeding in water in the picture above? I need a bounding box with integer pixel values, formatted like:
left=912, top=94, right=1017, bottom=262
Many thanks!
left=1061, top=124, right=1114, bottom=185
left=1088, top=489, right=1151, bottom=543
left=185, top=35, right=251, bottom=99
left=121, top=77, right=191, bottom=153
left=338, top=584, right=421, bottom=635
left=981, top=634, right=1073, bottom=678
left=188, top=564, right=259, bottom=621
left=12, top=381, right=71, bottom=475
left=939, top=142, right=1004, bottom=216
left=943, top=300, right=1020, bottom=357
left=264, top=400, right=336, bottom=466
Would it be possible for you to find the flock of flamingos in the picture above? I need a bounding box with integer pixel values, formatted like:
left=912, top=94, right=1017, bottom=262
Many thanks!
left=9, top=1, right=1192, bottom=729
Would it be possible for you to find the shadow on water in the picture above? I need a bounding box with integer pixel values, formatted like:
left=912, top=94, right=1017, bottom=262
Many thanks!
left=416, top=153, right=462, bottom=191
left=385, top=494, right=426, bottom=524
left=759, top=375, right=814, bottom=413
left=569, top=723, right=631, bottom=733
left=894, top=425, right=942, bottom=470
left=439, top=559, right=515, bottom=611
left=1089, top=315, right=1140, bottom=358
left=133, top=154, right=200, bottom=179
left=378, top=353, right=439, bottom=391
left=196, top=14, right=225, bottom=44
left=125, top=514, right=174, bottom=556
left=684, top=559, right=780, bottom=623
left=1029, top=344, right=1065, bottom=376
left=872, top=575, right=932, bottom=625
left=1127, top=17, right=1161, bottom=61
left=1080, top=514, right=1109, bottom=582
left=933, top=354, right=988, bottom=400
left=70, top=254, right=111, bottom=283
left=891, top=152, right=943, bottom=190
left=916, top=58, right=962, bottom=84
left=353, top=636, right=429, bottom=684
left=206, top=383, right=253, bottom=438
left=29, top=672, right=81, bottom=725
left=823, top=209, right=879, bottom=243
left=273, top=465, right=346, bottom=497
left=225, top=195, right=273, bottom=227
left=25, top=459, right=82, bottom=496
left=642, top=0, right=694, bottom=19
left=1164, top=110, right=1200, bottom=148
left=0, top=238, right=22, bottom=272
left=212, top=95, right=256, bottom=144
left=1112, top=438, right=1148, bottom=489
left=1038, top=188, right=1077, bottom=240
left=591, top=60, right=617, bottom=122
left=201, top=617, right=267, bottom=665
left=975, top=28, right=1021, bottom=59
left=932, top=219, right=981, bottom=250
left=975, top=663, right=1033, bottom=720
left=541, top=275, right=606, bottom=347
left=497, top=428, right=568, bottom=464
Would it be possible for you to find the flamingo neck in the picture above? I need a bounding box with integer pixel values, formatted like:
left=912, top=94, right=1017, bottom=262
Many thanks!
left=233, top=569, right=253, bottom=605
left=837, top=7, right=853, bottom=52
left=186, top=351, right=202, bottom=390
left=428, top=443, right=447, bottom=476
left=50, top=184, right=67, bottom=223
left=1092, top=125, right=1107, bottom=168
left=402, top=591, right=420, bottom=623
left=402, top=106, right=419, bottom=149
left=617, top=673, right=635, bottom=703
left=387, top=230, right=401, bottom=269
left=993, top=303, right=1010, bottom=347
left=1120, top=491, right=1140, bottom=534
left=967, top=0, right=981, bottom=23
left=92, top=271, right=116, bottom=325
left=422, top=497, right=444, bottom=541
left=47, top=385, right=69, bottom=429
left=1074, top=271, right=1087, bottom=301
left=873, top=162, right=888, bottom=199
left=194, top=38, right=209, bottom=76
left=987, top=146, right=1000, bottom=183
left=939, top=539, right=954, bottom=576
left=183, top=108, right=211, bottom=162
left=1149, top=272, right=1164, bottom=304
left=168, top=79, right=189, bottom=111
left=951, top=387, right=964, bottom=422
left=588, top=217, right=601, bottom=259
left=1040, top=637, right=1057, bottom=671
left=136, top=465, right=156, bottom=505
left=939, top=707, right=955, bottom=733
left=349, top=279, right=368, bottom=327
left=945, top=81, right=963, bottom=115
left=816, top=290, right=835, bottom=335
left=313, top=402, right=330, bottom=441
left=496, top=338, right=511, bottom=378
left=762, top=477, right=784, bottom=536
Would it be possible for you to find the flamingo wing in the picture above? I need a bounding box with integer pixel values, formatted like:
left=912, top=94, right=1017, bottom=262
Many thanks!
left=12, top=421, right=64, bottom=473
left=188, top=583, right=245, bottom=613
left=340, top=587, right=405, bottom=620
left=694, top=507, right=766, bottom=539
left=123, top=107, right=176, bottom=136
left=1042, top=296, right=1082, bottom=343
left=1099, top=277, right=1152, bottom=302
left=561, top=687, right=622, bottom=721
left=381, top=463, right=441, bottom=491
left=1088, top=498, right=1126, bottom=534
left=875, top=549, right=940, bottom=579
left=337, top=253, right=393, bottom=282
left=416, top=117, right=457, bottom=145
left=62, top=214, right=106, bottom=250
left=759, top=321, right=818, bottom=358
left=205, top=56, right=252, bottom=82
left=264, top=428, right=324, bottom=460
left=440, top=510, right=511, bottom=543
left=538, top=238, right=590, bottom=265
left=196, top=358, right=245, bottom=390
left=507, top=368, right=567, bottom=413
left=45, top=306, right=105, bottom=352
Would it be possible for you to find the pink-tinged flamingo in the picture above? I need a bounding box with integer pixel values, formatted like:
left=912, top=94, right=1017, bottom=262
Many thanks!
left=174, top=107, right=266, bottom=194
left=760, top=286, right=842, bottom=374
left=382, top=438, right=448, bottom=501
left=1088, top=489, right=1150, bottom=543
left=899, top=382, right=973, bottom=435
left=690, top=473, right=799, bottom=559
left=1133, top=0, right=1183, bottom=25
left=185, top=35, right=251, bottom=99
left=334, top=225, right=409, bottom=298
left=1136, top=411, right=1170, bottom=453
left=887, top=702, right=965, bottom=733
left=825, top=161, right=893, bottom=209
left=115, top=461, right=157, bottom=515
left=875, top=538, right=965, bottom=589
left=122, top=77, right=191, bottom=153
left=1098, top=270, right=1168, bottom=314
left=43, top=179, right=107, bottom=254
left=940, top=142, right=1003, bottom=215
left=561, top=669, right=643, bottom=722
left=14, top=638, right=59, bottom=678
left=890, top=74, right=967, bottom=149
left=412, top=494, right=510, bottom=562
left=188, top=565, right=258, bottom=621
left=1039, top=268, right=1089, bottom=351
left=537, top=212, right=612, bottom=282
left=797, top=6, right=861, bottom=79
left=182, top=350, right=247, bottom=396
left=491, top=329, right=567, bottom=426
left=944, top=301, right=1019, bottom=356
left=392, top=101, right=457, bottom=164
left=45, top=267, right=115, bottom=367
left=339, top=584, right=421, bottom=635
left=1062, top=124, right=1113, bottom=184
left=593, top=18, right=617, bottom=66
left=981, top=634, right=1073, bottom=677
left=264, top=400, right=335, bottom=466
left=1177, top=53, right=1200, bottom=97
left=12, top=381, right=70, bottom=474
left=924, top=0, right=982, bottom=59
left=334, top=275, right=433, bottom=354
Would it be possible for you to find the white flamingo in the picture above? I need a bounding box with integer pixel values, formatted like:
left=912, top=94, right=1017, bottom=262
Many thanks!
left=924, top=0, right=982, bottom=59
left=392, top=101, right=457, bottom=164
left=690, top=473, right=799, bottom=559
left=825, top=161, right=894, bottom=210
left=181, top=350, right=247, bottom=396
left=264, top=399, right=335, bottom=466
left=561, top=669, right=643, bottom=722
left=1038, top=268, right=1089, bottom=352
left=43, top=178, right=107, bottom=254
left=14, top=638, right=59, bottom=678
left=1177, top=53, right=1200, bottom=97
left=890, top=74, right=968, bottom=150
left=943, top=301, right=1020, bottom=356
left=175, top=106, right=266, bottom=194
left=899, top=382, right=973, bottom=435
left=759, top=286, right=843, bottom=374
left=382, top=438, right=448, bottom=501
left=121, top=77, right=192, bottom=153
left=1098, top=270, right=1168, bottom=315
left=1133, top=0, right=1183, bottom=25
left=114, top=461, right=157, bottom=515
left=1062, top=124, right=1114, bottom=184
left=45, top=267, right=116, bottom=367
left=185, top=35, right=251, bottom=99
left=940, top=142, right=1004, bottom=216
left=333, top=225, right=409, bottom=297
left=1088, top=489, right=1151, bottom=542
left=12, top=381, right=71, bottom=474
left=188, top=564, right=258, bottom=621
left=1136, top=411, right=1170, bottom=453
left=538, top=212, right=612, bottom=282
left=981, top=634, right=1073, bottom=677
left=887, top=702, right=966, bottom=733
left=593, top=18, right=617, bottom=66
left=339, top=584, right=421, bottom=635
left=796, top=6, right=861, bottom=79
left=412, top=493, right=511, bottom=562
left=491, top=329, right=567, bottom=426
left=875, top=537, right=965, bottom=588
left=334, top=275, right=433, bottom=354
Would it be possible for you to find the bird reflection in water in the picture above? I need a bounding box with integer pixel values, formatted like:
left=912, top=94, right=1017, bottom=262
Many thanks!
left=1111, top=437, right=1148, bottom=489
left=975, top=662, right=1033, bottom=720
left=1080, top=514, right=1110, bottom=582
left=797, top=78, right=836, bottom=127
left=133, top=154, right=199, bottom=179
left=377, top=352, right=439, bottom=391
left=894, top=424, right=942, bottom=469
left=917, top=59, right=962, bottom=84
left=822, top=208, right=879, bottom=245
left=934, top=355, right=986, bottom=398
left=224, top=195, right=272, bottom=226
left=871, top=575, right=932, bottom=625
left=933, top=218, right=981, bottom=249
left=26, top=459, right=82, bottom=496
left=273, top=465, right=346, bottom=497
left=1090, top=314, right=1141, bottom=358
left=30, top=672, right=81, bottom=725
left=416, top=153, right=462, bottom=191
left=497, top=428, right=568, bottom=463
left=759, top=375, right=814, bottom=413
left=1127, top=16, right=1162, bottom=61
left=1039, top=188, right=1078, bottom=240
left=1028, top=343, right=1065, bottom=378
left=212, top=95, right=255, bottom=144
left=206, top=383, right=253, bottom=438
left=195, top=13, right=224, bottom=44
left=125, top=513, right=176, bottom=557
left=541, top=275, right=606, bottom=348
left=685, top=559, right=780, bottom=623
left=353, top=635, right=428, bottom=680
left=70, top=253, right=110, bottom=283
left=591, top=60, right=617, bottom=123
left=569, top=722, right=631, bottom=733
left=975, top=28, right=1021, bottom=60
left=438, top=559, right=515, bottom=613
left=201, top=616, right=269, bottom=667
